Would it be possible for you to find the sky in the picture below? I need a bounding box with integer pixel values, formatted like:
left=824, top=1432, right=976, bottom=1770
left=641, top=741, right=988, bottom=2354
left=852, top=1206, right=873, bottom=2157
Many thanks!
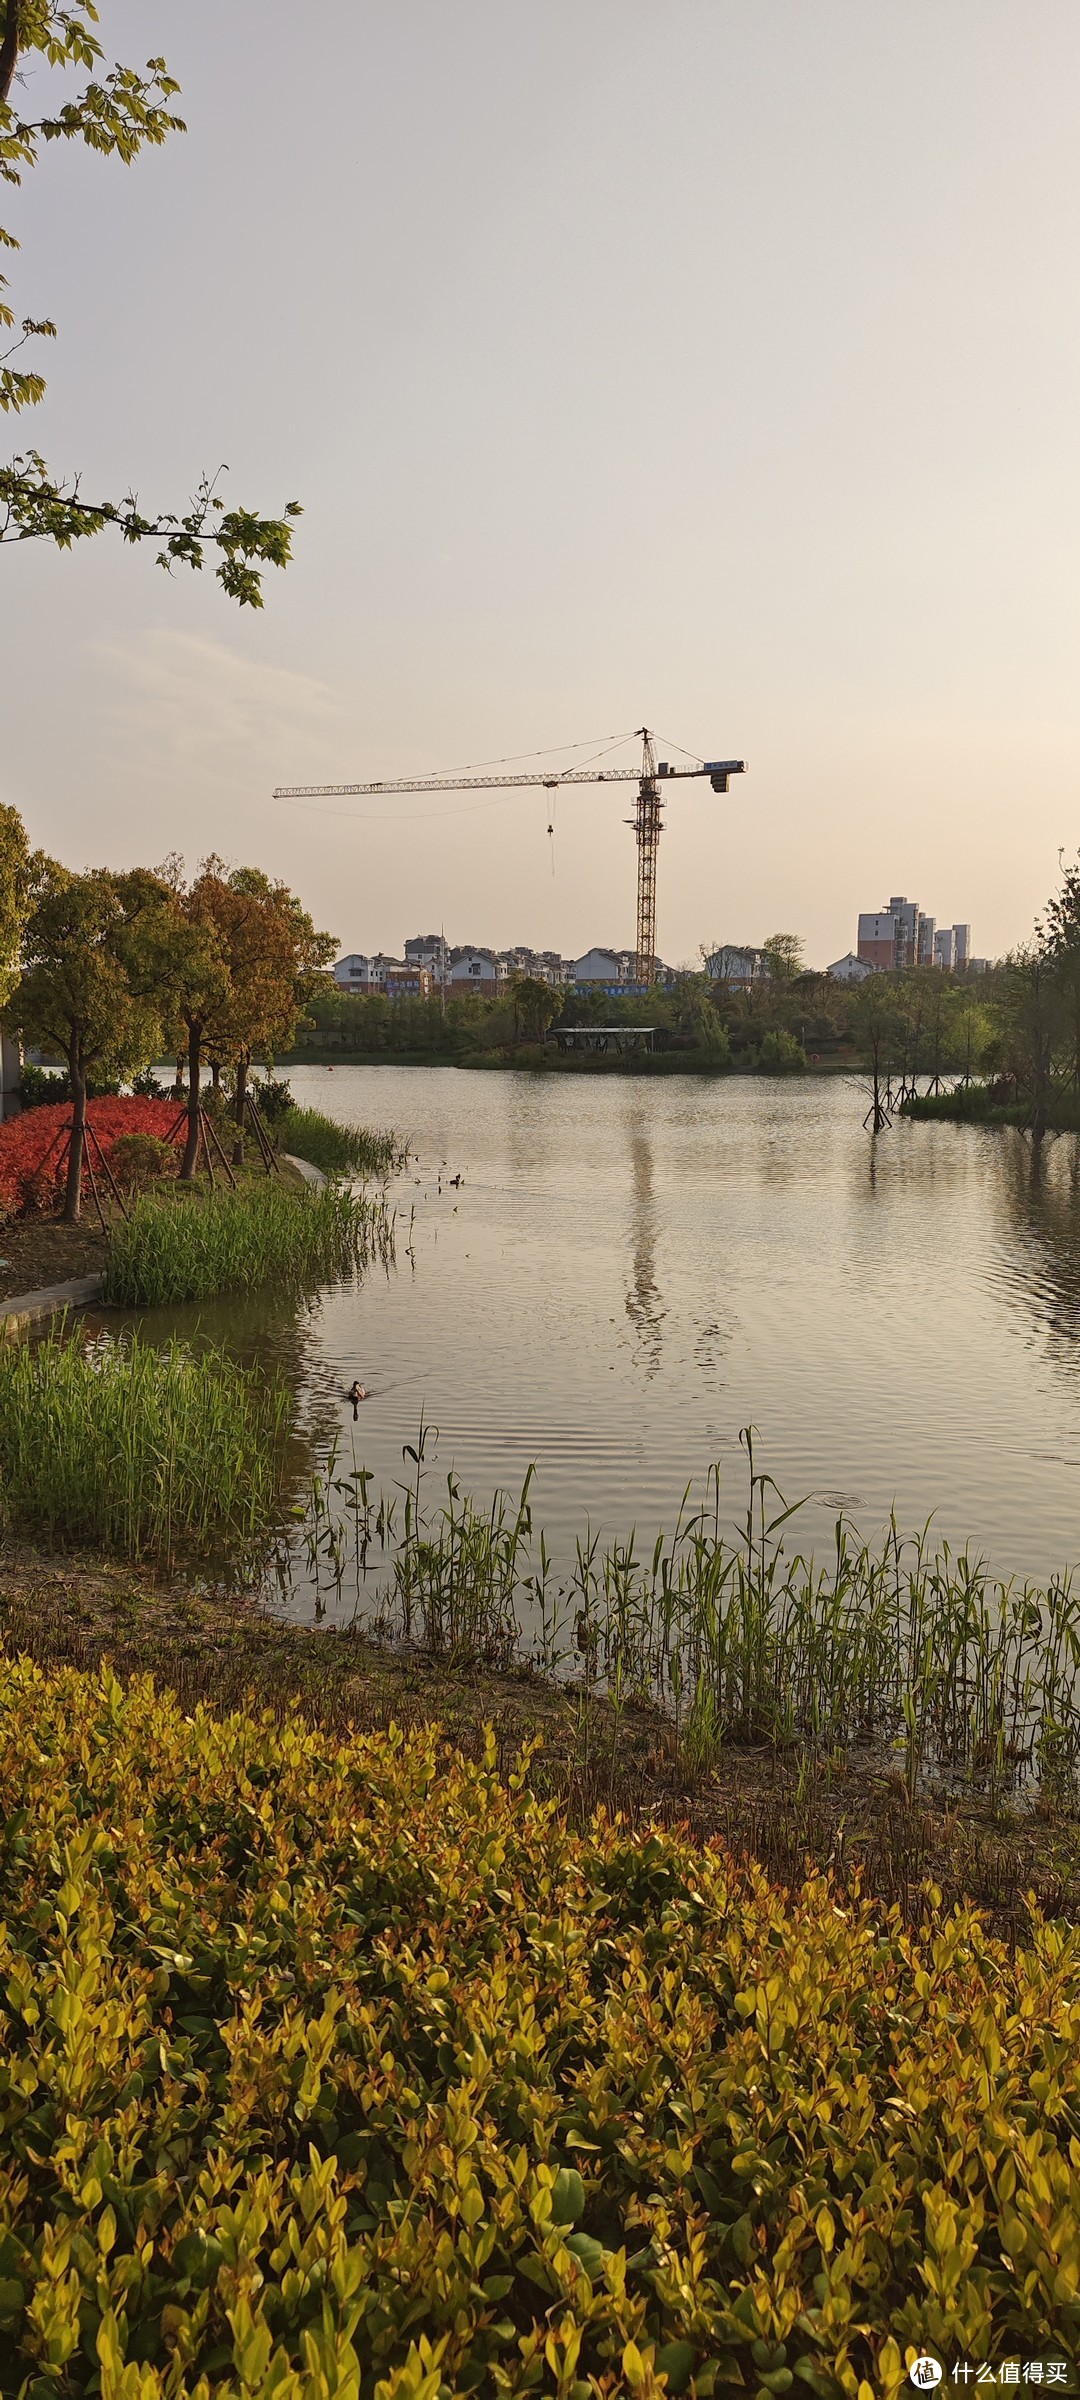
left=2, top=0, right=1079, bottom=969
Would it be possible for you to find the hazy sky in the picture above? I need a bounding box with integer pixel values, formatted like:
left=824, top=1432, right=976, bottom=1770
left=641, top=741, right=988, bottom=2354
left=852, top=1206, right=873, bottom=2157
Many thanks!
left=2, top=1, right=1078, bottom=967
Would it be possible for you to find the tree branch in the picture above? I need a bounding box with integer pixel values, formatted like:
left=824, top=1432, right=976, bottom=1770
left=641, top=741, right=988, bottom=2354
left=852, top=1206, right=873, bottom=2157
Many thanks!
left=0, top=6, right=21, bottom=111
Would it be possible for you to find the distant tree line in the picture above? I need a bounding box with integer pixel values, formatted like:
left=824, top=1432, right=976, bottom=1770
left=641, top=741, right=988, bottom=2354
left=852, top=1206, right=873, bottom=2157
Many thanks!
left=293, top=931, right=1003, bottom=1080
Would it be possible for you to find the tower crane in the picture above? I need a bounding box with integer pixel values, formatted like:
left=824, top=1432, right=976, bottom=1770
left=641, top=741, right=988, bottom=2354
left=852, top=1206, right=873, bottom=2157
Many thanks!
left=274, top=727, right=746, bottom=986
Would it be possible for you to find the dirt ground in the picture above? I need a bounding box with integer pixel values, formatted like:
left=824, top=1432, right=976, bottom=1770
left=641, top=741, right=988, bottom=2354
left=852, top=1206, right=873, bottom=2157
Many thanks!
left=2, top=1539, right=1077, bottom=1941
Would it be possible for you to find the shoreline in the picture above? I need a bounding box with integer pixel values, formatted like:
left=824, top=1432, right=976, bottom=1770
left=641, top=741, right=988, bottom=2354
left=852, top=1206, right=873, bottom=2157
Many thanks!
left=2, top=1539, right=1077, bottom=1939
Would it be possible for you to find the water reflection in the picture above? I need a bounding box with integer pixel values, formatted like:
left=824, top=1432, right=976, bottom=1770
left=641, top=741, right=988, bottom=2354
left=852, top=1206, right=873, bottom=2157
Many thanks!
left=994, top=1131, right=1080, bottom=1371
left=624, top=1122, right=666, bottom=1378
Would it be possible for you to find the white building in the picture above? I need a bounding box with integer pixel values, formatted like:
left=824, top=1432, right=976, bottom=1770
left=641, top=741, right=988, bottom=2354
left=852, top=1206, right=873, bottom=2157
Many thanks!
left=704, top=944, right=767, bottom=989
left=332, top=954, right=432, bottom=998
left=450, top=947, right=507, bottom=998
left=405, top=933, right=450, bottom=982
left=933, top=926, right=956, bottom=971
left=573, top=947, right=629, bottom=985
left=827, top=951, right=875, bottom=983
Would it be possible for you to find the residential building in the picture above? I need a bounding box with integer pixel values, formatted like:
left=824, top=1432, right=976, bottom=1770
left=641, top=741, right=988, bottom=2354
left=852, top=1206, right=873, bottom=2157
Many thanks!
left=332, top=954, right=432, bottom=998
left=888, top=897, right=922, bottom=969
left=450, top=947, right=506, bottom=998
left=404, top=933, right=451, bottom=984
left=856, top=897, right=976, bottom=974
left=704, top=943, right=768, bottom=989
left=827, top=951, right=874, bottom=984
left=573, top=947, right=627, bottom=985
left=857, top=913, right=898, bottom=971
left=933, top=926, right=956, bottom=971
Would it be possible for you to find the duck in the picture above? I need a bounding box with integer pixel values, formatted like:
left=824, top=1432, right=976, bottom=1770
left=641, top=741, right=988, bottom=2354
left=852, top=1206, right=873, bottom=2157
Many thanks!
left=346, top=1379, right=368, bottom=1417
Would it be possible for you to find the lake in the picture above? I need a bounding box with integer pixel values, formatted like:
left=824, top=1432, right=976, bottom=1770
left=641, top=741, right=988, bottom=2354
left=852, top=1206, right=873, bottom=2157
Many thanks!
left=215, top=1062, right=1080, bottom=1614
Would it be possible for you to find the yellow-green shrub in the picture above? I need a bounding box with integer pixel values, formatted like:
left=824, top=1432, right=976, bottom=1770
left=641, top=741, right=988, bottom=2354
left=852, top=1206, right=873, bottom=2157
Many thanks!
left=0, top=1658, right=1077, bottom=2399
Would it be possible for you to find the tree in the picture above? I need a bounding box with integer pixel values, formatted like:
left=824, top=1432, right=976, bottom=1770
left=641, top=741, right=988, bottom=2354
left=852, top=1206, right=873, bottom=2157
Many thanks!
left=509, top=974, right=558, bottom=1046
left=0, top=4, right=298, bottom=604
left=0, top=798, right=33, bottom=1009
left=1043, top=851, right=1080, bottom=1094
left=193, top=862, right=336, bottom=1159
left=8, top=864, right=164, bottom=1218
left=761, top=933, right=805, bottom=983
left=849, top=972, right=903, bottom=1132
left=149, top=870, right=231, bottom=1180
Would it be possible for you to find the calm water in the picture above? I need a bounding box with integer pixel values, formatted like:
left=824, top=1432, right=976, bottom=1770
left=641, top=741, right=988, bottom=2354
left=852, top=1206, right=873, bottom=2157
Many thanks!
left=245, top=1063, right=1080, bottom=1605
left=101, top=1065, right=1080, bottom=1615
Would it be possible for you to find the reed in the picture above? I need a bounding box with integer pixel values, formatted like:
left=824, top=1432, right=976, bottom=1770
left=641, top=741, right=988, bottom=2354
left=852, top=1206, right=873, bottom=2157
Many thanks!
left=103, top=1182, right=395, bottom=1305
left=290, top=1424, right=1080, bottom=1807
left=275, top=1105, right=407, bottom=1179
left=0, top=1328, right=289, bottom=1560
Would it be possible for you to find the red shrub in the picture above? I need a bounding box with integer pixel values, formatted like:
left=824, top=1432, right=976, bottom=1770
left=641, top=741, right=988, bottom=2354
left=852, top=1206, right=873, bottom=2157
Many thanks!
left=0, top=1097, right=186, bottom=1215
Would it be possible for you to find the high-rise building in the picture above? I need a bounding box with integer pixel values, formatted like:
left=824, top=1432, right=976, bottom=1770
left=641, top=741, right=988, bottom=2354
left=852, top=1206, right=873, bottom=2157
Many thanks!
left=933, top=927, right=956, bottom=970
left=952, top=923, right=971, bottom=967
left=857, top=912, right=898, bottom=970
left=888, top=897, right=922, bottom=969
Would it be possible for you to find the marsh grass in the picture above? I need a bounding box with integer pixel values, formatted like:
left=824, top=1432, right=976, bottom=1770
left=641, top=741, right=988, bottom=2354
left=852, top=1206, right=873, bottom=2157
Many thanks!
left=0, top=1328, right=289, bottom=1561
left=276, top=1106, right=407, bottom=1179
left=290, top=1422, right=1080, bottom=1806
left=103, top=1182, right=395, bottom=1305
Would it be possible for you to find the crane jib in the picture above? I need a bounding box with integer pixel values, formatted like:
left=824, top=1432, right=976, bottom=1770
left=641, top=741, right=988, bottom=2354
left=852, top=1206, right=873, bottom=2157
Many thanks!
left=272, top=732, right=746, bottom=991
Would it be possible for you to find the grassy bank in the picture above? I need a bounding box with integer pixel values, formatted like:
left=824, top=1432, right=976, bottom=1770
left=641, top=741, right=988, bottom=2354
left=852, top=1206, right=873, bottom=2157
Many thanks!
left=0, top=1653, right=1076, bottom=2388
left=904, top=1082, right=1080, bottom=1130
left=296, top=1442, right=1080, bottom=1817
left=275, top=1103, right=407, bottom=1178
left=103, top=1181, right=395, bottom=1306
left=0, top=1331, right=288, bottom=1560
left=3, top=1550, right=1077, bottom=1936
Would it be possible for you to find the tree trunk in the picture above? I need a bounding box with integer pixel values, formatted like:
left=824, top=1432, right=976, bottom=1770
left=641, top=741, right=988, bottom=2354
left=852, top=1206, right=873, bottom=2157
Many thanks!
left=233, top=1053, right=248, bottom=1167
left=180, top=1023, right=202, bottom=1180
left=210, top=1058, right=221, bottom=1096
left=63, top=1040, right=86, bottom=1225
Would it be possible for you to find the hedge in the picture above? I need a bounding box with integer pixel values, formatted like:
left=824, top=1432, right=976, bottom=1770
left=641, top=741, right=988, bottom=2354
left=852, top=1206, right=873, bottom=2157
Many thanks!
left=0, top=1659, right=1077, bottom=2397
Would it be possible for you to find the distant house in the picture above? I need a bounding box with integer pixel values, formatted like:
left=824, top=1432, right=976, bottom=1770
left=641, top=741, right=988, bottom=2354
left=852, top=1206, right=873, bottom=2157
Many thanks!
left=450, top=947, right=506, bottom=999
left=827, top=952, right=875, bottom=984
left=704, top=944, right=767, bottom=990
left=573, top=947, right=635, bottom=985
left=333, top=954, right=431, bottom=999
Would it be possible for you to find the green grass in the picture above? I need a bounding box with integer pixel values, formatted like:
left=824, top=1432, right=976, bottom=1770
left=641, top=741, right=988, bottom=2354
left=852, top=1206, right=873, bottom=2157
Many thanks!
left=275, top=1104, right=407, bottom=1178
left=103, top=1181, right=395, bottom=1305
left=298, top=1429, right=1080, bottom=1808
left=903, top=1082, right=1080, bottom=1130
left=0, top=1328, right=289, bottom=1559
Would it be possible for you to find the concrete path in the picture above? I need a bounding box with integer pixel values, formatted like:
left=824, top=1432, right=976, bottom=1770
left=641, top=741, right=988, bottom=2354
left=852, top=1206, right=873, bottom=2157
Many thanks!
left=283, top=1154, right=328, bottom=1189
left=0, top=1273, right=105, bottom=1329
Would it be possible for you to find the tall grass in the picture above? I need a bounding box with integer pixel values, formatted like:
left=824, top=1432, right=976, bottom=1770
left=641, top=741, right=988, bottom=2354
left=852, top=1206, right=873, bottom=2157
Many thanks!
left=276, top=1105, right=407, bottom=1179
left=291, top=1424, right=1080, bottom=1806
left=104, top=1183, right=395, bottom=1306
left=0, top=1328, right=289, bottom=1560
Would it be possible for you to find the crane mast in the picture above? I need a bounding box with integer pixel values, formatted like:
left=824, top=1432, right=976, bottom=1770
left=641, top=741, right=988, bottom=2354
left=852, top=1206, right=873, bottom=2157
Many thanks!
left=274, top=728, right=745, bottom=986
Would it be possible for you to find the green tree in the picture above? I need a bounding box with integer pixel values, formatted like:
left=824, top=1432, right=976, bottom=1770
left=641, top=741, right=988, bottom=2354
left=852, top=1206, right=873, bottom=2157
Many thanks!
left=761, top=932, right=805, bottom=983
left=0, top=798, right=32, bottom=1009
left=195, top=862, right=336, bottom=1158
left=1043, top=851, right=1080, bottom=1094
left=849, top=972, right=903, bottom=1131
left=509, top=974, right=558, bottom=1045
left=9, top=864, right=164, bottom=1219
left=150, top=869, right=231, bottom=1181
left=0, top=4, right=298, bottom=603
